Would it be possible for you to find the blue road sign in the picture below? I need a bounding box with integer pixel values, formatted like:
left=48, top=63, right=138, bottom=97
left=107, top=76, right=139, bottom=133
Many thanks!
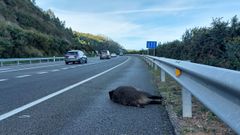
left=146, top=41, right=157, bottom=49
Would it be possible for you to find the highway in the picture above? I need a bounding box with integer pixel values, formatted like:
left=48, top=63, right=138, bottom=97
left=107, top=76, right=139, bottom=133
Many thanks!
left=0, top=56, right=174, bottom=135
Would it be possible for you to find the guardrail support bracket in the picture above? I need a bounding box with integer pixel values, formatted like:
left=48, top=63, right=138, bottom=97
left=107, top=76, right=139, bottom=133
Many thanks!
left=182, top=87, right=192, bottom=117
left=160, top=69, right=165, bottom=82
left=154, top=62, right=158, bottom=70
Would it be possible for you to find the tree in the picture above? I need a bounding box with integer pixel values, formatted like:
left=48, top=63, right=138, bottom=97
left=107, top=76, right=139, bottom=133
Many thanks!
left=46, top=9, right=55, bottom=19
left=31, top=0, right=36, bottom=5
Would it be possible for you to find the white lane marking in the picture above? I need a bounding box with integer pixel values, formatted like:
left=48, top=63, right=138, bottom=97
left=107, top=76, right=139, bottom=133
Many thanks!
left=73, top=62, right=100, bottom=68
left=61, top=67, right=69, bottom=70
left=51, top=69, right=60, bottom=72
left=0, top=68, right=11, bottom=71
left=0, top=63, right=63, bottom=74
left=0, top=79, right=8, bottom=82
left=18, top=115, right=31, bottom=119
left=16, top=75, right=31, bottom=78
left=37, top=72, right=48, bottom=74
left=69, top=66, right=77, bottom=69
left=0, top=58, right=129, bottom=121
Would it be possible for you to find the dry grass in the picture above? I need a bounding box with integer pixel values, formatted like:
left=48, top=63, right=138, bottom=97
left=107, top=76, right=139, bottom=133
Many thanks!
left=149, top=67, right=236, bottom=135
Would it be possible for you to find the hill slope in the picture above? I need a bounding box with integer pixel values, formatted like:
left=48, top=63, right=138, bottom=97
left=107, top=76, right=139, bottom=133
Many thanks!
left=74, top=32, right=125, bottom=54
left=0, top=0, right=124, bottom=58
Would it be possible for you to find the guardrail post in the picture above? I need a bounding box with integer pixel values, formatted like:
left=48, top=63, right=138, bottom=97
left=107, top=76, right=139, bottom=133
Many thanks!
left=182, top=87, right=192, bottom=117
left=149, top=60, right=152, bottom=67
left=30, top=60, right=32, bottom=64
left=154, top=64, right=157, bottom=70
left=154, top=61, right=158, bottom=70
left=160, top=69, right=165, bottom=82
left=146, top=59, right=149, bottom=66
left=17, top=60, right=20, bottom=65
left=53, top=56, right=55, bottom=62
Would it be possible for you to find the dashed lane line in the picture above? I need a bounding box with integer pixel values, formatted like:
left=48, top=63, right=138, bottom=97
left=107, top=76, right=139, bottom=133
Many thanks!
left=16, top=75, right=31, bottom=78
left=51, top=69, right=60, bottom=72
left=1, top=58, right=124, bottom=82
left=0, top=79, right=8, bottom=82
left=68, top=66, right=77, bottom=69
left=0, top=58, right=129, bottom=121
left=0, top=68, right=11, bottom=71
left=0, top=63, right=63, bottom=74
left=61, top=67, right=69, bottom=70
left=36, top=72, right=48, bottom=75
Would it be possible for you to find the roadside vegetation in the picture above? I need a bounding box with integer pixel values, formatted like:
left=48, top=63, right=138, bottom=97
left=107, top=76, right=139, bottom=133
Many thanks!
left=156, top=16, right=240, bottom=70
left=0, top=0, right=124, bottom=58
left=135, top=16, right=240, bottom=70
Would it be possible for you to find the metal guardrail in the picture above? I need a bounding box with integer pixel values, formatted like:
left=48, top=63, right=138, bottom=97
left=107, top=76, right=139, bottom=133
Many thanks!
left=143, top=55, right=240, bottom=134
left=0, top=57, right=64, bottom=67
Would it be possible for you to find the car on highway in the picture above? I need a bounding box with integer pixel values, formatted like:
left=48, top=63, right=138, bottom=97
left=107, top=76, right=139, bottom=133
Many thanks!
left=111, top=53, right=117, bottom=57
left=100, top=50, right=111, bottom=59
left=64, top=50, right=87, bottom=64
left=119, top=52, right=124, bottom=56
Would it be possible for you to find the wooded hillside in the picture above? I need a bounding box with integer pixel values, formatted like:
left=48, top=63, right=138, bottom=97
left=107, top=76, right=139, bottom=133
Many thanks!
left=0, top=0, right=124, bottom=58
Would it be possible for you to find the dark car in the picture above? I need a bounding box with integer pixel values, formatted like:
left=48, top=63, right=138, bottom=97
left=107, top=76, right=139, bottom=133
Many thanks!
left=65, top=50, right=87, bottom=64
left=100, top=50, right=111, bottom=59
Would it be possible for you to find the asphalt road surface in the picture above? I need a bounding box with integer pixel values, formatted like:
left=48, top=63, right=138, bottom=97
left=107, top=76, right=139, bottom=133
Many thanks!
left=0, top=56, right=175, bottom=135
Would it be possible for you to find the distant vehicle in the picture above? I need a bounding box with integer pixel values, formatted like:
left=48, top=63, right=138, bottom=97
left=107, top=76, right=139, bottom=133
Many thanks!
left=100, top=50, right=111, bottom=59
left=119, top=52, right=123, bottom=56
left=64, top=50, right=87, bottom=64
left=111, top=53, right=117, bottom=57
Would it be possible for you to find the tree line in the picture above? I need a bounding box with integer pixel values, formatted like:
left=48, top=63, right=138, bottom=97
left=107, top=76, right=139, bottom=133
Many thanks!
left=149, top=16, right=240, bottom=70
left=73, top=32, right=125, bottom=55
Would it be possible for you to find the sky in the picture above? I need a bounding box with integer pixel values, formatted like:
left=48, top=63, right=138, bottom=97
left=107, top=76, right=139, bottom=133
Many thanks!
left=36, top=0, right=240, bottom=50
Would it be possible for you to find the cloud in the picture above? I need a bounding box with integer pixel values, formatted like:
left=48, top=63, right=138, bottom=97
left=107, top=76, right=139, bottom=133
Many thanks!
left=36, top=0, right=240, bottom=50
left=50, top=7, right=208, bottom=50
left=52, top=9, right=141, bottom=36
left=114, top=26, right=188, bottom=50
left=102, top=6, right=197, bottom=15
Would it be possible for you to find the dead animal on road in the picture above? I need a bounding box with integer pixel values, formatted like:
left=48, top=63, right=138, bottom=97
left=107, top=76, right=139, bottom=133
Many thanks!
left=108, top=86, right=163, bottom=108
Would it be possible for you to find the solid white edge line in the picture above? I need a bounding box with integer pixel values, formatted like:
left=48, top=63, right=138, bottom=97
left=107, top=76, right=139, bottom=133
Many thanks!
left=0, top=58, right=129, bottom=121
